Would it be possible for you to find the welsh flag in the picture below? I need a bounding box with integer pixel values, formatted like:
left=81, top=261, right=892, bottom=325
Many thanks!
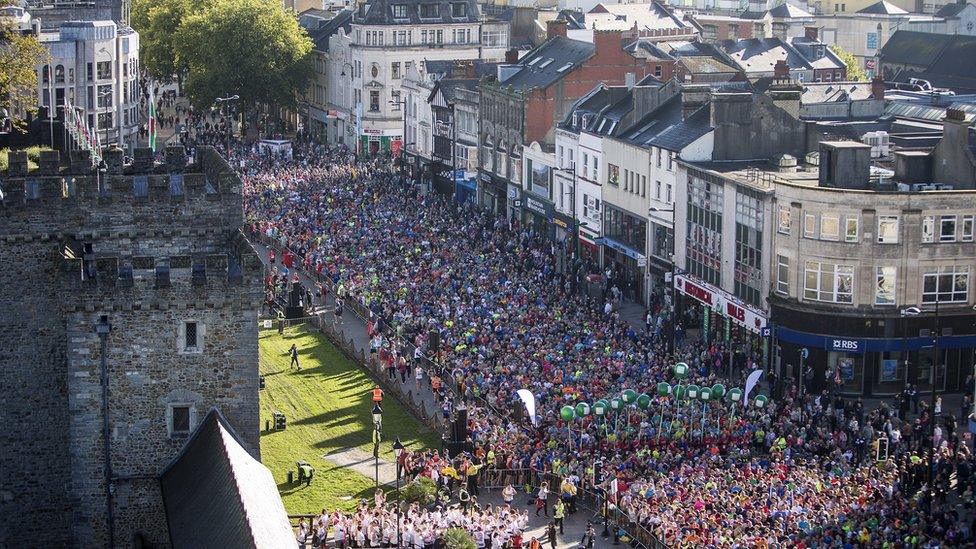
left=148, top=87, right=157, bottom=152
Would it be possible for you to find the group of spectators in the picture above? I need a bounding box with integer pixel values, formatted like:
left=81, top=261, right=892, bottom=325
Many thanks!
left=297, top=500, right=531, bottom=549
left=243, top=145, right=975, bottom=548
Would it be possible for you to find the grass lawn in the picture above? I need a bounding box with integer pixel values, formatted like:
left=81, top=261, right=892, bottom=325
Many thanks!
left=259, top=325, right=438, bottom=514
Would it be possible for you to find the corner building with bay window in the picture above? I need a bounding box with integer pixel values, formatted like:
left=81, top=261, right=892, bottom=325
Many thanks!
left=679, top=140, right=976, bottom=397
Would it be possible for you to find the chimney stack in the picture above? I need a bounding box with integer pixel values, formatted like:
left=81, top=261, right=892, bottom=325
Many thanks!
left=593, top=29, right=624, bottom=56
left=547, top=19, right=567, bottom=39
left=871, top=76, right=886, bottom=100
left=505, top=48, right=519, bottom=64
left=681, top=84, right=710, bottom=120
left=773, top=59, right=790, bottom=79
left=804, top=26, right=819, bottom=40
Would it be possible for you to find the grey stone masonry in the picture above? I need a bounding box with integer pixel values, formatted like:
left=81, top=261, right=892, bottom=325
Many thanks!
left=0, top=146, right=262, bottom=548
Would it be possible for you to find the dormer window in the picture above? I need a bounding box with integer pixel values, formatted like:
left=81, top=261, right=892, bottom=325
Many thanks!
left=420, top=3, right=438, bottom=18
left=392, top=4, right=407, bottom=18
left=451, top=2, right=467, bottom=17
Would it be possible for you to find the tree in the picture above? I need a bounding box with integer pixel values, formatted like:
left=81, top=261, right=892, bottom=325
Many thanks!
left=131, top=0, right=201, bottom=80
left=441, top=528, right=476, bottom=549
left=830, top=45, right=867, bottom=82
left=174, top=0, right=312, bottom=114
left=0, top=19, right=49, bottom=130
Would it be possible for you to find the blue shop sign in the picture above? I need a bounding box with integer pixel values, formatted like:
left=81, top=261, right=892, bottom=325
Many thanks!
left=596, top=236, right=646, bottom=262
left=828, top=338, right=864, bottom=354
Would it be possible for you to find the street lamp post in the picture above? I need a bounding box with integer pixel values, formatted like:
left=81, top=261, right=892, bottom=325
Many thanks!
left=372, top=403, right=383, bottom=489
left=215, top=95, right=240, bottom=157
left=650, top=206, right=676, bottom=354
left=901, top=304, right=940, bottom=511
left=388, top=98, right=407, bottom=179
left=392, top=437, right=404, bottom=547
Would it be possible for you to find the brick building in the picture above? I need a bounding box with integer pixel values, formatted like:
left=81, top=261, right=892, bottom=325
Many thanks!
left=0, top=146, right=264, bottom=547
left=478, top=19, right=663, bottom=220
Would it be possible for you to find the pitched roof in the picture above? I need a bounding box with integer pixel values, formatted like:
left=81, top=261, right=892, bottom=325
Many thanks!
left=310, top=9, right=352, bottom=52
left=857, top=0, right=909, bottom=14
left=936, top=1, right=972, bottom=17
left=160, top=409, right=294, bottom=549
left=499, top=36, right=596, bottom=91
left=647, top=102, right=713, bottom=151
left=583, top=1, right=692, bottom=32
left=718, top=38, right=812, bottom=74
left=620, top=95, right=683, bottom=146
left=879, top=30, right=953, bottom=67
left=801, top=82, right=874, bottom=103
left=767, top=3, right=813, bottom=18
left=354, top=0, right=482, bottom=25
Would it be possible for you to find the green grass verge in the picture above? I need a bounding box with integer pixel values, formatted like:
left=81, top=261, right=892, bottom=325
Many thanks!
left=259, top=325, right=438, bottom=514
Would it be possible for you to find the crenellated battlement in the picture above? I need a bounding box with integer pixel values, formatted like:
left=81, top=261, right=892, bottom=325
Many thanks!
left=0, top=146, right=243, bottom=237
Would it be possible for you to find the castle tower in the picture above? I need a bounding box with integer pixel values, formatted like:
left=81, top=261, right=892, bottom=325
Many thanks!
left=0, top=146, right=263, bottom=547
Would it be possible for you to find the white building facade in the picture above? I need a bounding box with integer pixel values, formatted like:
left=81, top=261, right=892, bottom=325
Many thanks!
left=327, top=0, right=508, bottom=155
left=38, top=20, right=140, bottom=150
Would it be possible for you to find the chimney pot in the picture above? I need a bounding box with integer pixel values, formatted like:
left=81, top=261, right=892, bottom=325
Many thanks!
left=547, top=19, right=567, bottom=39
left=505, top=48, right=519, bottom=64
left=871, top=76, right=886, bottom=100
left=804, top=26, right=819, bottom=40
left=773, top=59, right=790, bottom=79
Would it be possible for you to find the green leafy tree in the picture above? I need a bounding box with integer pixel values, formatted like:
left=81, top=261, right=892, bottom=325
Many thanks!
left=174, top=0, right=313, bottom=114
left=131, top=0, right=201, bottom=80
left=442, top=527, right=477, bottom=549
left=0, top=16, right=49, bottom=129
left=830, top=45, right=867, bottom=82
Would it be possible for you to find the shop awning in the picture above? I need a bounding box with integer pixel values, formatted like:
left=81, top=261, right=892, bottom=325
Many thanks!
left=595, top=236, right=646, bottom=263
left=775, top=326, right=976, bottom=353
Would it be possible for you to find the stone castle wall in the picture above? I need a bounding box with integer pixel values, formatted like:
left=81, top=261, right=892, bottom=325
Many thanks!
left=0, top=146, right=262, bottom=548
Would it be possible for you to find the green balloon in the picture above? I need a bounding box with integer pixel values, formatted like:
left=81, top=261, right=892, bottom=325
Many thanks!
left=636, top=393, right=652, bottom=410
left=754, top=395, right=769, bottom=409
left=622, top=389, right=638, bottom=404
left=711, top=384, right=726, bottom=400
left=728, top=388, right=743, bottom=402
left=596, top=399, right=609, bottom=409
left=700, top=389, right=711, bottom=401
left=656, top=382, right=671, bottom=397
left=687, top=384, right=700, bottom=399
left=593, top=402, right=607, bottom=416
left=673, top=384, right=686, bottom=400
left=610, top=397, right=622, bottom=410
left=560, top=405, right=575, bottom=421
left=673, top=362, right=690, bottom=378
left=575, top=402, right=591, bottom=417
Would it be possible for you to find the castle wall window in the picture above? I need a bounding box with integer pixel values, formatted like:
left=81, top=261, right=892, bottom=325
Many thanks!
left=179, top=320, right=204, bottom=354
left=167, top=404, right=195, bottom=438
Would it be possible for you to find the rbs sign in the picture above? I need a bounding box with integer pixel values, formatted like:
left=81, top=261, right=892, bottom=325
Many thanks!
left=830, top=338, right=863, bottom=354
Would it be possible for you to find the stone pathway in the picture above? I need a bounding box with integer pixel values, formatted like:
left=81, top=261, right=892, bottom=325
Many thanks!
left=325, top=447, right=397, bottom=487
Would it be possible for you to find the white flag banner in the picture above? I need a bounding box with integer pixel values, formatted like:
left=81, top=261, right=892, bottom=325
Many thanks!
left=743, top=369, right=764, bottom=406
left=515, top=389, right=538, bottom=426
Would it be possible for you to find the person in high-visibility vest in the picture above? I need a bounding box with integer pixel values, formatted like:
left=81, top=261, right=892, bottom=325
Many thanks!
left=371, top=386, right=383, bottom=403
left=553, top=500, right=566, bottom=534
left=298, top=463, right=314, bottom=486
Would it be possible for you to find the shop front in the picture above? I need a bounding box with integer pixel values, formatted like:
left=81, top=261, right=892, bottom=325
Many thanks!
left=478, top=171, right=507, bottom=216
left=596, top=236, right=647, bottom=304
left=359, top=128, right=402, bottom=156
left=522, top=193, right=555, bottom=240
left=770, top=300, right=976, bottom=397
left=674, top=274, right=770, bottom=368
left=455, top=173, right=477, bottom=204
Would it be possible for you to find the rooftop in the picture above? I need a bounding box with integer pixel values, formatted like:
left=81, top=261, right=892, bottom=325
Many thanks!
left=353, top=0, right=482, bottom=26
left=583, top=1, right=692, bottom=32
left=493, top=36, right=596, bottom=91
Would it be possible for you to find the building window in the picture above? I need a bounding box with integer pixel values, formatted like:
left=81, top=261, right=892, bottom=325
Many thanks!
left=54, top=65, right=65, bottom=84
left=654, top=65, right=662, bottom=78
left=420, top=3, right=438, bottom=17
left=96, top=61, right=111, bottom=80
left=734, top=189, right=764, bottom=306
left=182, top=320, right=199, bottom=351
left=392, top=62, right=401, bottom=79
left=607, top=163, right=619, bottom=186
left=845, top=216, right=859, bottom=243
left=922, top=215, right=935, bottom=243
left=667, top=152, right=674, bottom=171
left=877, top=215, right=899, bottom=243
left=875, top=266, right=896, bottom=305
left=804, top=261, right=854, bottom=304
left=451, top=2, right=466, bottom=17
left=581, top=153, right=589, bottom=179
left=435, top=30, right=443, bottom=44
left=482, top=30, right=506, bottom=48
left=820, top=213, right=839, bottom=240
left=641, top=175, right=646, bottom=197
left=939, top=215, right=957, bottom=242
left=686, top=175, right=724, bottom=286
left=803, top=213, right=816, bottom=238
left=962, top=215, right=974, bottom=242
left=777, top=206, right=791, bottom=235
left=369, top=90, right=380, bottom=112
left=922, top=266, right=969, bottom=303
left=666, top=183, right=672, bottom=204
left=97, top=84, right=112, bottom=108
left=392, top=4, right=407, bottom=17
left=168, top=404, right=192, bottom=438
left=776, top=254, right=789, bottom=295
left=391, top=90, right=401, bottom=109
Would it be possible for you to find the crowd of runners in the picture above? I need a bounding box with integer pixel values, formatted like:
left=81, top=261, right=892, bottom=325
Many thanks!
left=242, top=144, right=975, bottom=548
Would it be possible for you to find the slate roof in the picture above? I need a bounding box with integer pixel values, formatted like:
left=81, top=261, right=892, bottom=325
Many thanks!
left=680, top=55, right=740, bottom=74
left=354, top=0, right=482, bottom=25
left=718, top=38, right=812, bottom=74
left=583, top=1, right=692, bottom=32
left=620, top=95, right=683, bottom=146
left=767, top=3, right=814, bottom=18
left=857, top=0, right=908, bottom=14
left=789, top=37, right=846, bottom=71
left=647, top=102, right=713, bottom=151
left=310, top=9, right=353, bottom=52
left=936, top=1, right=971, bottom=17
left=879, top=30, right=953, bottom=67
left=160, top=409, right=294, bottom=549
left=498, top=36, right=596, bottom=91
left=801, top=82, right=874, bottom=103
